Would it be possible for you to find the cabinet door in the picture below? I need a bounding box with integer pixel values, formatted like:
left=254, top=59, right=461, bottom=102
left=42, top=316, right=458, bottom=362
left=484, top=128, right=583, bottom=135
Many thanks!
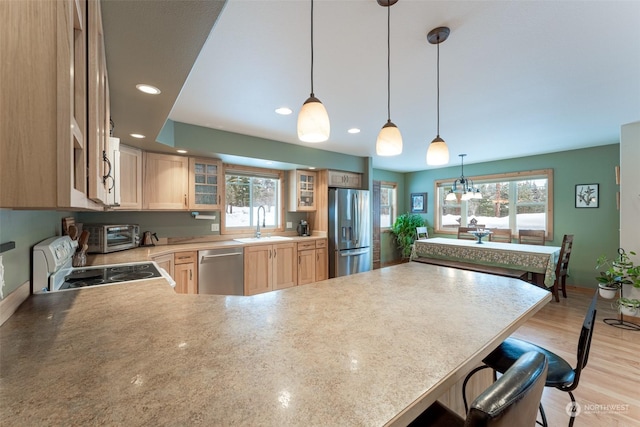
left=174, top=263, right=197, bottom=294
left=116, top=145, right=142, bottom=210
left=189, top=157, right=222, bottom=210
left=297, top=249, right=316, bottom=286
left=143, top=152, right=189, bottom=210
left=315, top=246, right=328, bottom=282
left=244, top=245, right=272, bottom=296
left=289, top=170, right=316, bottom=212
left=327, top=170, right=362, bottom=189
left=273, top=242, right=297, bottom=290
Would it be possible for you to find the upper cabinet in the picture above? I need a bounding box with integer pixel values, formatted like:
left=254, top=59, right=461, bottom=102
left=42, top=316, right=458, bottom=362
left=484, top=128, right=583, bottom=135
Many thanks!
left=189, top=157, right=223, bottom=210
left=327, top=170, right=362, bottom=189
left=115, top=145, right=143, bottom=210
left=289, top=170, right=317, bottom=212
left=143, top=152, right=189, bottom=210
left=1, top=0, right=107, bottom=209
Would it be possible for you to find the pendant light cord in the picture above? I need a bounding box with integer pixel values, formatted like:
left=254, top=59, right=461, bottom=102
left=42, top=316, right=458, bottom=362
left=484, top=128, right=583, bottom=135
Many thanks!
left=436, top=39, right=440, bottom=136
left=386, top=4, right=391, bottom=122
left=310, top=0, right=315, bottom=97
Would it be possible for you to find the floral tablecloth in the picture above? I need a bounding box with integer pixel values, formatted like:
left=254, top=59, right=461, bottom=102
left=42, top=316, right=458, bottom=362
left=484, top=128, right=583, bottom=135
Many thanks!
left=411, top=237, right=561, bottom=287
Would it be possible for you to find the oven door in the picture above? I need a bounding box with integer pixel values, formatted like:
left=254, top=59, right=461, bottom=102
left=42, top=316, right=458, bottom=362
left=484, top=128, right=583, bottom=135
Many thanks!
left=105, top=225, right=138, bottom=252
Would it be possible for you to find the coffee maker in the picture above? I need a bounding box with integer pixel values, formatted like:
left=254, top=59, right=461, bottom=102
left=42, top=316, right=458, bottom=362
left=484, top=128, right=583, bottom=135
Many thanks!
left=297, top=220, right=310, bottom=237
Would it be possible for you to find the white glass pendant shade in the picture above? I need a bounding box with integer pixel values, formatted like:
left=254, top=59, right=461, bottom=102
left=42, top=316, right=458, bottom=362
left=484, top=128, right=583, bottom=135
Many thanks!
left=426, top=136, right=449, bottom=165
left=461, top=192, right=473, bottom=201
left=473, top=190, right=483, bottom=199
left=376, top=120, right=403, bottom=156
left=445, top=191, right=457, bottom=201
left=297, top=96, right=330, bottom=143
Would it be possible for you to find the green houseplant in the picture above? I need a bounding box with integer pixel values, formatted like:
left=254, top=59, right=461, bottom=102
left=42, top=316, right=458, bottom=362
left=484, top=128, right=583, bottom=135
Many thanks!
left=391, top=213, right=426, bottom=260
left=595, top=249, right=634, bottom=299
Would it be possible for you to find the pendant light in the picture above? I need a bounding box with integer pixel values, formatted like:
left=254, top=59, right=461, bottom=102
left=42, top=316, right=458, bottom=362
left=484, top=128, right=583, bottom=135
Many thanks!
left=297, top=0, right=330, bottom=143
left=375, top=0, right=402, bottom=156
left=445, top=154, right=482, bottom=201
left=426, top=26, right=450, bottom=165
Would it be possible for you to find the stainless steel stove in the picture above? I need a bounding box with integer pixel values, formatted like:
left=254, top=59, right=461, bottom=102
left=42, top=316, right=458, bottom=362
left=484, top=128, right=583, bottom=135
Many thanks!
left=33, top=236, right=174, bottom=293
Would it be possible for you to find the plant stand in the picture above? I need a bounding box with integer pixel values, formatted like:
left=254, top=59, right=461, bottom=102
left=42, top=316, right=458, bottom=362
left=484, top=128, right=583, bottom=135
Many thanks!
left=603, top=286, right=640, bottom=331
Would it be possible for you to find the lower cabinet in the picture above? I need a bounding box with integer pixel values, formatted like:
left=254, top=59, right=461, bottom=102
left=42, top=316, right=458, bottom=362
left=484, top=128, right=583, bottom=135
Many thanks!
left=244, top=242, right=297, bottom=296
left=298, top=239, right=328, bottom=285
left=174, top=251, right=198, bottom=294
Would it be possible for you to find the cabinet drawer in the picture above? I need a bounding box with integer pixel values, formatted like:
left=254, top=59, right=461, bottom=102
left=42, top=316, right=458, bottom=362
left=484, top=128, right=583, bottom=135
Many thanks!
left=298, top=241, right=315, bottom=251
left=315, top=239, right=327, bottom=248
left=174, top=251, right=197, bottom=264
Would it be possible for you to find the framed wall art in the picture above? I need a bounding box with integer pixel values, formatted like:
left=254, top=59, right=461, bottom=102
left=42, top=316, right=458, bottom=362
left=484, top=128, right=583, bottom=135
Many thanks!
left=575, top=184, right=599, bottom=208
left=410, top=192, right=427, bottom=213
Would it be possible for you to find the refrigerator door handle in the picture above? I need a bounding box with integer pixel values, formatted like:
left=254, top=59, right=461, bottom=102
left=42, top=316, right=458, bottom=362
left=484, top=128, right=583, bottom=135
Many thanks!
left=353, top=192, right=358, bottom=245
left=340, top=249, right=369, bottom=257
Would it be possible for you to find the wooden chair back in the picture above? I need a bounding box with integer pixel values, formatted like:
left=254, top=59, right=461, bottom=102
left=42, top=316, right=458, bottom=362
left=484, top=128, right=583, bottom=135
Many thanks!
left=518, top=229, right=545, bottom=245
left=489, top=228, right=512, bottom=243
left=552, top=234, right=574, bottom=301
left=458, top=227, right=477, bottom=240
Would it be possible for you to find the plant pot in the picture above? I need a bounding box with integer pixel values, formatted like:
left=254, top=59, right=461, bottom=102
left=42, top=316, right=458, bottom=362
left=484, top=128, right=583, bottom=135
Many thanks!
left=622, top=283, right=640, bottom=300
left=619, top=303, right=639, bottom=317
left=598, top=284, right=618, bottom=299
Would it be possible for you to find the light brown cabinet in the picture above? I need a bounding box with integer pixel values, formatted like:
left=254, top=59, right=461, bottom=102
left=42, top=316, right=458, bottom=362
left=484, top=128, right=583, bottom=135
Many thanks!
left=189, top=157, right=223, bottom=210
left=174, top=251, right=197, bottom=294
left=289, top=170, right=317, bottom=212
left=297, top=239, right=328, bottom=285
left=1, top=0, right=107, bottom=209
left=115, top=145, right=143, bottom=210
left=244, top=242, right=297, bottom=296
left=143, top=152, right=189, bottom=210
left=152, top=253, right=175, bottom=279
left=327, top=170, right=362, bottom=189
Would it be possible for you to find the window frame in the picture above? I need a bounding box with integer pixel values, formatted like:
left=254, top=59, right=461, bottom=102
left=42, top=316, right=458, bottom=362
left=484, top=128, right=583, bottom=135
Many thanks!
left=380, top=181, right=397, bottom=231
left=221, top=164, right=285, bottom=235
left=434, top=169, right=554, bottom=240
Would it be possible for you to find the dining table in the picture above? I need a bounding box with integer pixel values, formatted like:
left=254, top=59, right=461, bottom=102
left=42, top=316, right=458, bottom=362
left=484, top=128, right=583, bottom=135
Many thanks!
left=411, top=237, right=561, bottom=288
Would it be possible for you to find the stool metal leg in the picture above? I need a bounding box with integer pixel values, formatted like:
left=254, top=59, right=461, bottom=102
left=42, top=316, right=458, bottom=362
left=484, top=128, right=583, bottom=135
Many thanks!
left=461, top=365, right=491, bottom=413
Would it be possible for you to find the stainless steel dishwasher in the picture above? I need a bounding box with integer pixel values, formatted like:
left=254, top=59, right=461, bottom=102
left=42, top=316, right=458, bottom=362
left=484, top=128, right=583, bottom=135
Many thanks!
left=198, top=247, right=244, bottom=295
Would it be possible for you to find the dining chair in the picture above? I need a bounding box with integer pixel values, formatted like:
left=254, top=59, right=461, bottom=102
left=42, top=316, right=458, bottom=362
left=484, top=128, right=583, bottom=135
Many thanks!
left=518, top=229, right=545, bottom=245
left=489, top=228, right=512, bottom=243
left=552, top=234, right=574, bottom=302
left=416, top=227, right=429, bottom=240
left=457, top=227, right=477, bottom=240
left=462, top=291, right=597, bottom=427
left=410, top=351, right=548, bottom=427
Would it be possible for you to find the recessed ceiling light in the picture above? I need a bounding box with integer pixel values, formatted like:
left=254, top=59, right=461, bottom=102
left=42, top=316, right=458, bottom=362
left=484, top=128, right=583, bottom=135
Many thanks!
left=176, top=149, right=188, bottom=154
left=348, top=128, right=361, bottom=134
left=136, top=84, right=161, bottom=95
left=308, top=167, right=316, bottom=170
left=265, top=161, right=274, bottom=165
left=130, top=133, right=145, bottom=139
left=275, top=107, right=292, bottom=115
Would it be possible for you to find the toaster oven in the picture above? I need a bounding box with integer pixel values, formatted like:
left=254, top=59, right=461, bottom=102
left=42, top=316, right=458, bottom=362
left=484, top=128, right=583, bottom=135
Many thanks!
left=83, top=224, right=140, bottom=253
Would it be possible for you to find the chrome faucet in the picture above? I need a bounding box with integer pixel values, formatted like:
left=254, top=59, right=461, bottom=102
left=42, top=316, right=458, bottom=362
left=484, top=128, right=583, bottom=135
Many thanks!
left=256, top=205, right=266, bottom=238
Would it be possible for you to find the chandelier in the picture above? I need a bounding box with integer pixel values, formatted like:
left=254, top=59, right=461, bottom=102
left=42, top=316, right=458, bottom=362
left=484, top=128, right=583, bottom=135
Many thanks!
left=445, top=154, right=482, bottom=201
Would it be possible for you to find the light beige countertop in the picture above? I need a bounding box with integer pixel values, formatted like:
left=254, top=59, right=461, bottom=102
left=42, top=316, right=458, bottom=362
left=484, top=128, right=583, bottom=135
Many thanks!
left=0, top=262, right=550, bottom=426
left=87, top=235, right=326, bottom=265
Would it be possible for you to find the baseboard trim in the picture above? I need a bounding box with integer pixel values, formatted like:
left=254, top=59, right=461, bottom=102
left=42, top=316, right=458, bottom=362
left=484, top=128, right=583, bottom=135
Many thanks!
left=0, top=281, right=30, bottom=326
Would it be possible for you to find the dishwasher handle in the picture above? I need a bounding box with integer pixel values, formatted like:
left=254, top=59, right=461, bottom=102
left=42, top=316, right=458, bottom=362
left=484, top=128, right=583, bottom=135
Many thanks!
left=201, top=252, right=242, bottom=260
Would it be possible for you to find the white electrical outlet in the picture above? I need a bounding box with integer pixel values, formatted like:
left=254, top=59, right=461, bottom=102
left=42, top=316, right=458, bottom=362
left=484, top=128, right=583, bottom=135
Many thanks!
left=211, top=223, right=220, bottom=232
left=286, top=222, right=292, bottom=229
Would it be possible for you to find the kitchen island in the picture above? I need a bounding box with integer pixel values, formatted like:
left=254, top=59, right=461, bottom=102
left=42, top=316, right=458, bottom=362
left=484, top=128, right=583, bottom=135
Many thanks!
left=0, top=262, right=550, bottom=426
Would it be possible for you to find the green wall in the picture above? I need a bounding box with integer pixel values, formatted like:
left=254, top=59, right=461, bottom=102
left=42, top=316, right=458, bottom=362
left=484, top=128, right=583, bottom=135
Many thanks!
left=0, top=209, right=74, bottom=296
left=403, top=144, right=620, bottom=288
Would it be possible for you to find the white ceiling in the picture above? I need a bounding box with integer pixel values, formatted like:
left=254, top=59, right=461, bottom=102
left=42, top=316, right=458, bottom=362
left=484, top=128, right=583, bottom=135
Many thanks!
left=104, top=1, right=640, bottom=173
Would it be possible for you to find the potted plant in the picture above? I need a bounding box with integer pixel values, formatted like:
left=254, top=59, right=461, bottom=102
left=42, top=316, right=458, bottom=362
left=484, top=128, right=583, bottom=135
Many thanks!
left=595, top=250, right=633, bottom=299
left=617, top=297, right=640, bottom=317
left=391, top=213, right=426, bottom=260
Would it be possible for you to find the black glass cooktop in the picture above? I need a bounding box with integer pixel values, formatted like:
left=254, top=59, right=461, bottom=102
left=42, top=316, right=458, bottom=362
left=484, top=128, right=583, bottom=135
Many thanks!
left=60, top=263, right=162, bottom=290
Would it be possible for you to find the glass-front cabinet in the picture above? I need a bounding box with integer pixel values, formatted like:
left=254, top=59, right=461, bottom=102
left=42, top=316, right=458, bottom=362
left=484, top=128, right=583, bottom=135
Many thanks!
left=189, top=157, right=223, bottom=210
left=289, top=170, right=316, bottom=212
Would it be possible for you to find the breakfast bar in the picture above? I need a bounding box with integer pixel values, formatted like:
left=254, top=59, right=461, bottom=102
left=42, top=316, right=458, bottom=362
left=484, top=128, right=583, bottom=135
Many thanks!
left=0, top=262, right=550, bottom=426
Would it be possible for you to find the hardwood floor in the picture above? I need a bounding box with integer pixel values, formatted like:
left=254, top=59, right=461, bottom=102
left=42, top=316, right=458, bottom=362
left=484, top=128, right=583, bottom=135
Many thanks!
left=511, top=287, right=640, bottom=427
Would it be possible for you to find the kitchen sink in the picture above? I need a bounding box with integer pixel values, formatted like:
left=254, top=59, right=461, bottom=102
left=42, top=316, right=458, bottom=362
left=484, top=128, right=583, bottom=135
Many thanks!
left=233, top=236, right=294, bottom=243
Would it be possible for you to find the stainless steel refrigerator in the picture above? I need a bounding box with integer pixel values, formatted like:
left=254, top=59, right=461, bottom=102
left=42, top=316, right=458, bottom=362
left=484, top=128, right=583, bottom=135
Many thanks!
left=328, top=188, right=371, bottom=278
